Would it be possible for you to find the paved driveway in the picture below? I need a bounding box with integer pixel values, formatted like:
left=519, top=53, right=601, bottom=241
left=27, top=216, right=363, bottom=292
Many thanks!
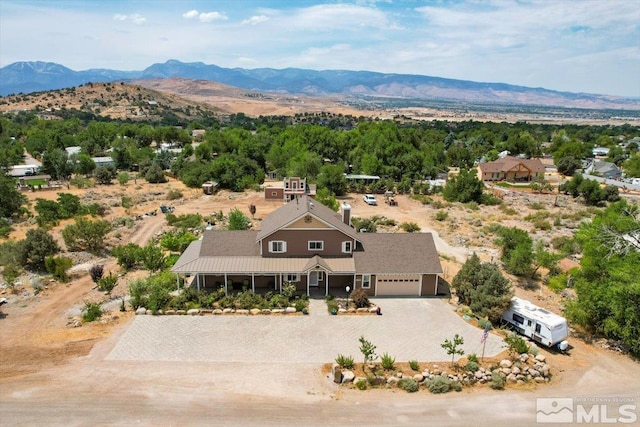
left=107, top=298, right=503, bottom=363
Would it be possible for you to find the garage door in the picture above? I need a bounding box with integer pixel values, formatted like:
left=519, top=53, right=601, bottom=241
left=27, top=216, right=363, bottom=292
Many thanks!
left=375, top=275, right=421, bottom=296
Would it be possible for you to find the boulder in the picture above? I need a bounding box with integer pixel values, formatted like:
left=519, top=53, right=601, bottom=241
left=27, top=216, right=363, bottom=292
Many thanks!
left=542, top=365, right=551, bottom=377
left=341, top=370, right=355, bottom=383
left=261, top=309, right=271, bottom=315
left=432, top=369, right=441, bottom=376
left=338, top=308, right=347, bottom=313
left=272, top=309, right=284, bottom=314
left=333, top=369, right=343, bottom=384
left=512, top=366, right=521, bottom=375
left=501, top=368, right=512, bottom=375
left=135, top=307, right=147, bottom=315
left=213, top=309, right=223, bottom=315
left=356, top=308, right=368, bottom=313
left=517, top=379, right=526, bottom=385
left=156, top=310, right=164, bottom=315
left=535, top=376, right=545, bottom=383
left=413, top=374, right=424, bottom=382
left=223, top=308, right=233, bottom=314
left=530, top=369, right=541, bottom=377
left=507, top=374, right=517, bottom=383
left=499, top=359, right=513, bottom=368
left=200, top=309, right=212, bottom=314
left=187, top=309, right=200, bottom=316
left=250, top=308, right=261, bottom=315
left=387, top=376, right=400, bottom=385
left=146, top=309, right=153, bottom=315
left=347, top=308, right=356, bottom=313
left=165, top=310, right=176, bottom=315
left=519, top=354, right=529, bottom=363
left=369, top=307, right=378, bottom=313
left=234, top=309, right=248, bottom=315
left=284, top=307, right=297, bottom=314
left=474, top=371, right=484, bottom=380
left=396, top=372, right=403, bottom=378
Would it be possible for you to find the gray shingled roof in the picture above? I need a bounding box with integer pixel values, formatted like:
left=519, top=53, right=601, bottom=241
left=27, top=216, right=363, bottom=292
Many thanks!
left=478, top=156, right=545, bottom=174
left=353, top=233, right=443, bottom=274
left=256, top=195, right=358, bottom=242
left=199, top=230, right=259, bottom=257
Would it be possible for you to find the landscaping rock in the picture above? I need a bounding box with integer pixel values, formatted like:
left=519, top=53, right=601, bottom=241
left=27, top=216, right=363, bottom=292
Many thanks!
left=234, top=309, right=248, bottom=315
left=369, top=307, right=378, bottom=313
left=338, top=308, right=347, bottom=313
left=535, top=354, right=546, bottom=363
left=356, top=308, right=368, bottom=313
left=517, top=380, right=525, bottom=385
left=501, top=368, right=512, bottom=375
left=333, top=369, right=343, bottom=384
left=156, top=310, right=164, bottom=315
left=475, top=371, right=484, bottom=380
left=413, top=374, right=424, bottom=382
left=223, top=308, right=233, bottom=314
left=432, top=369, right=441, bottom=375
left=272, top=309, right=284, bottom=314
left=250, top=308, right=261, bottom=315
left=396, top=372, right=403, bottom=378
left=507, top=374, right=517, bottom=383
left=146, top=309, right=153, bottom=315
left=261, top=309, right=271, bottom=315
left=187, top=309, right=200, bottom=315
left=535, top=376, right=545, bottom=383
left=284, top=307, right=297, bottom=314
left=341, top=370, right=355, bottom=383
left=135, top=307, right=147, bottom=315
left=200, top=309, right=212, bottom=314
left=520, top=354, right=529, bottom=363
left=512, top=366, right=521, bottom=375
left=165, top=310, right=176, bottom=315
left=387, top=376, right=399, bottom=385
left=347, top=308, right=356, bottom=313
left=499, top=359, right=513, bottom=368
left=213, top=309, right=223, bottom=315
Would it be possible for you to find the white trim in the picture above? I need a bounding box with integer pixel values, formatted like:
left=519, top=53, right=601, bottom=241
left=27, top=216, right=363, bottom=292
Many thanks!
left=362, top=274, right=371, bottom=289
left=308, top=240, right=324, bottom=251
left=342, top=241, right=352, bottom=253
left=269, top=240, right=287, bottom=253
left=286, top=273, right=300, bottom=282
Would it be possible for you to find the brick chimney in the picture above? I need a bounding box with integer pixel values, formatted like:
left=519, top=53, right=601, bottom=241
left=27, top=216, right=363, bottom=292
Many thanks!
left=341, top=202, right=351, bottom=226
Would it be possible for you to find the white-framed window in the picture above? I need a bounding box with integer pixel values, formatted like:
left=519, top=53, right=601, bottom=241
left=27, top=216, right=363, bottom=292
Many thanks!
left=362, top=274, right=371, bottom=289
left=308, top=241, right=324, bottom=251
left=271, top=191, right=278, bottom=196
left=269, top=241, right=287, bottom=253
left=286, top=273, right=300, bottom=282
left=342, top=241, right=352, bottom=253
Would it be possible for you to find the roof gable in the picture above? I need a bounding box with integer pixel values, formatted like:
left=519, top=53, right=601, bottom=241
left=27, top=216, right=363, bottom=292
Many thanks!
left=256, top=195, right=358, bottom=242
left=478, top=156, right=544, bottom=174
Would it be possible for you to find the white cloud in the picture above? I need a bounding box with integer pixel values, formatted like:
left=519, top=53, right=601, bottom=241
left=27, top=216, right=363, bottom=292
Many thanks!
left=198, top=11, right=228, bottom=23
left=242, top=15, right=269, bottom=26
left=112, top=13, right=146, bottom=25
left=182, top=10, right=199, bottom=19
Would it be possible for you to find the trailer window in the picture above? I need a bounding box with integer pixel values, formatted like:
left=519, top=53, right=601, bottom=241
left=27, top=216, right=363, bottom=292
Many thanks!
left=513, top=313, right=524, bottom=324
left=527, top=320, right=532, bottom=326
left=535, top=324, right=541, bottom=333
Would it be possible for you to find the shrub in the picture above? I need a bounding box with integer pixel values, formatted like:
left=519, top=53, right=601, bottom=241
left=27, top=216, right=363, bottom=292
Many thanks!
left=350, top=287, right=370, bottom=308
left=397, top=377, right=419, bottom=393
left=467, top=353, right=479, bottom=363
left=62, top=218, right=111, bottom=252
left=489, top=372, right=505, bottom=390
left=409, top=360, right=420, bottom=371
left=113, top=243, right=143, bottom=270
left=355, top=379, right=368, bottom=390
left=89, top=264, right=104, bottom=284
left=335, top=354, right=355, bottom=369
left=327, top=299, right=339, bottom=314
left=434, top=210, right=448, bottom=221
left=380, top=352, right=395, bottom=370
left=451, top=381, right=463, bottom=392
left=427, top=376, right=452, bottom=394
left=478, top=318, right=492, bottom=331
left=98, top=273, right=118, bottom=296
left=465, top=361, right=479, bottom=372
left=399, top=222, right=421, bottom=233
left=82, top=301, right=103, bottom=322
left=166, top=213, right=203, bottom=229
left=294, top=299, right=306, bottom=312
left=166, top=189, right=183, bottom=200
left=2, top=263, right=22, bottom=292
left=45, top=256, right=73, bottom=282
left=504, top=332, right=530, bottom=355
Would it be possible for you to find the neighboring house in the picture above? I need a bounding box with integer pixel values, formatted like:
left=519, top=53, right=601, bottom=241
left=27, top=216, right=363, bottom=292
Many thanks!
left=92, top=156, right=115, bottom=168
left=345, top=174, right=380, bottom=185
left=9, top=164, right=40, bottom=178
left=592, top=147, right=610, bottom=157
left=264, top=177, right=316, bottom=202
left=65, top=146, right=82, bottom=157
left=477, top=156, right=545, bottom=182
left=584, top=159, right=621, bottom=179
left=171, top=196, right=443, bottom=297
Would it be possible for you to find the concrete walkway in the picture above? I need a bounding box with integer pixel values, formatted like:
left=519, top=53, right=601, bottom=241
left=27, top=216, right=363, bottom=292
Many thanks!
left=107, top=298, right=503, bottom=364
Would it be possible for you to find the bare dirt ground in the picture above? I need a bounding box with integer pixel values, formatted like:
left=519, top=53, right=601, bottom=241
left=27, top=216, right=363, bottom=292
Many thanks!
left=1, top=179, right=639, bottom=425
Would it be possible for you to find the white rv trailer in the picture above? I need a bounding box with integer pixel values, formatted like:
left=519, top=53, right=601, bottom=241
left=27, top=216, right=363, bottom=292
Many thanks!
left=501, top=297, right=569, bottom=350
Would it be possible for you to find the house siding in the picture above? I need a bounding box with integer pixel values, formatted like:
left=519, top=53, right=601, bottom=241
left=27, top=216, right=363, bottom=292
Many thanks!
left=262, top=229, right=352, bottom=257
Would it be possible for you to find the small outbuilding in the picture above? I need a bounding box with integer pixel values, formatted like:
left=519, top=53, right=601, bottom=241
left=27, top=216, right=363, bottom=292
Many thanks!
left=202, top=181, right=219, bottom=195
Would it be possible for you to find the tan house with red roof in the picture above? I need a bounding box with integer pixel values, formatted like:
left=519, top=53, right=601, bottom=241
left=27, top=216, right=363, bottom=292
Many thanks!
left=171, top=195, right=442, bottom=297
left=477, top=157, right=545, bottom=182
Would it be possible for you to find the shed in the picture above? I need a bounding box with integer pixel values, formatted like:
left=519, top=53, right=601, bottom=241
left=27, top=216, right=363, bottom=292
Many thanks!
left=202, top=181, right=219, bottom=195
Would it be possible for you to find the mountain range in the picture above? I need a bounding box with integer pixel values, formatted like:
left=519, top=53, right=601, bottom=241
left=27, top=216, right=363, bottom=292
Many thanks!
left=1, top=59, right=638, bottom=110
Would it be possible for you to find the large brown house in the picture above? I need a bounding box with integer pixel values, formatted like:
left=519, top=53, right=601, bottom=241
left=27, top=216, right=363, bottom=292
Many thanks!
left=477, top=156, right=545, bottom=182
left=171, top=195, right=443, bottom=297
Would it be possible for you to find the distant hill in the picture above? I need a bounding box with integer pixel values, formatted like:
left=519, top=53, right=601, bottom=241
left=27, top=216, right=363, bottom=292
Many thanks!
left=1, top=59, right=639, bottom=110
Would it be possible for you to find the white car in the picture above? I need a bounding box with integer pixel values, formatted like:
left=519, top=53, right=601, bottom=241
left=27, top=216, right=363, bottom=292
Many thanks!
left=363, top=194, right=377, bottom=205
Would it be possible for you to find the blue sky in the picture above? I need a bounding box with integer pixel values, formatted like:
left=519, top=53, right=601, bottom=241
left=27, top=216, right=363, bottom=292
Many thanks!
left=1, top=0, right=639, bottom=97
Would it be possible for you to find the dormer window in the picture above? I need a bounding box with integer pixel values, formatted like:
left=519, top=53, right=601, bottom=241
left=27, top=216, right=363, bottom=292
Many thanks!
left=342, top=241, right=352, bottom=253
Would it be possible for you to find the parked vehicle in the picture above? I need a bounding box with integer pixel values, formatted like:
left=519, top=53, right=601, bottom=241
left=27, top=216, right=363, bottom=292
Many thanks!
left=501, top=297, right=569, bottom=350
left=160, top=205, right=175, bottom=214
left=384, top=191, right=397, bottom=206
left=363, top=194, right=377, bottom=205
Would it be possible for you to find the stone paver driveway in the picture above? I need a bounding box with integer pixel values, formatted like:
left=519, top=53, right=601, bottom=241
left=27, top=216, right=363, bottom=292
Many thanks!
left=106, top=298, right=503, bottom=363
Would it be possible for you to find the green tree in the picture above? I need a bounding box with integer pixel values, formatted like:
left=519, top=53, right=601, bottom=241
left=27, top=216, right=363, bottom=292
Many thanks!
left=228, top=208, right=251, bottom=230
left=441, top=334, right=465, bottom=368
left=0, top=173, right=27, bottom=218
left=76, top=153, right=96, bottom=176
left=145, top=163, right=167, bottom=184
left=45, top=256, right=73, bottom=282
left=19, top=228, right=60, bottom=270
left=112, top=243, right=142, bottom=270
left=94, top=165, right=117, bottom=185
left=622, top=153, right=640, bottom=177
left=140, top=244, right=166, bottom=273
left=98, top=272, right=118, bottom=296
left=529, top=174, right=553, bottom=194
left=314, top=187, right=339, bottom=211
left=61, top=217, right=111, bottom=252
left=495, top=226, right=533, bottom=276
left=565, top=200, right=640, bottom=356
left=556, top=156, right=581, bottom=176
left=117, top=172, right=130, bottom=186
left=358, top=336, right=378, bottom=371
left=442, top=168, right=484, bottom=203
left=317, top=164, right=347, bottom=196
left=57, top=193, right=83, bottom=218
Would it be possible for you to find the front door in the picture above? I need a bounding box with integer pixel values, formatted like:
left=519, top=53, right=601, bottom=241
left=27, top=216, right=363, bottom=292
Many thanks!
left=309, top=271, right=319, bottom=287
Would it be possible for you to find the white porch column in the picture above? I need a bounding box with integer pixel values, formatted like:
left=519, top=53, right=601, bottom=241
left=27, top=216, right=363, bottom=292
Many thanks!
left=325, top=273, right=329, bottom=296
left=306, top=274, right=309, bottom=296
left=252, top=273, right=255, bottom=293
left=435, top=275, right=439, bottom=296
left=224, top=273, right=228, bottom=296
left=176, top=274, right=180, bottom=290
